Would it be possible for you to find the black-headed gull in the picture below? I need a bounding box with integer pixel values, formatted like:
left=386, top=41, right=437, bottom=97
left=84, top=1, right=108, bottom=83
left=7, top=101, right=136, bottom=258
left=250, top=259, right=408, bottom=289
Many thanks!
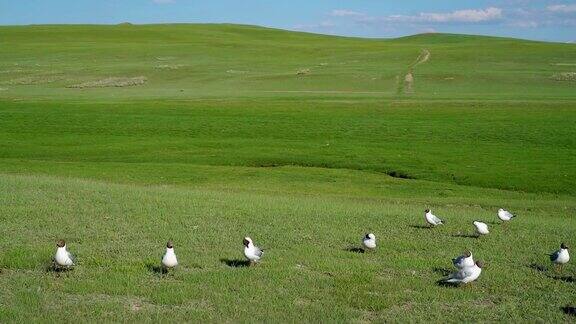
left=452, top=250, right=474, bottom=269
left=243, top=237, right=264, bottom=265
left=550, top=243, right=570, bottom=272
left=54, top=239, right=75, bottom=268
left=497, top=208, right=515, bottom=222
left=473, top=221, right=489, bottom=236
left=161, top=240, right=178, bottom=270
left=445, top=260, right=483, bottom=284
left=362, top=233, right=376, bottom=250
left=424, top=209, right=443, bottom=227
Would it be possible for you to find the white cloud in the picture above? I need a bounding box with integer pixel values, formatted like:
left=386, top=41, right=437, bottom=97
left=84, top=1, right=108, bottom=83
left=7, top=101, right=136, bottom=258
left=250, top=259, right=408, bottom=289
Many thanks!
left=386, top=7, right=503, bottom=23
left=547, top=4, right=576, bottom=13
left=152, top=0, right=174, bottom=4
left=503, top=6, right=576, bottom=28
left=330, top=7, right=503, bottom=26
left=330, top=9, right=365, bottom=18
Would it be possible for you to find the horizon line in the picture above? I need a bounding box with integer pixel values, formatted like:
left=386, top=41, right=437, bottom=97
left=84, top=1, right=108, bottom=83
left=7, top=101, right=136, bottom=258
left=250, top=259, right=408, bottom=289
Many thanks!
left=0, top=22, right=573, bottom=45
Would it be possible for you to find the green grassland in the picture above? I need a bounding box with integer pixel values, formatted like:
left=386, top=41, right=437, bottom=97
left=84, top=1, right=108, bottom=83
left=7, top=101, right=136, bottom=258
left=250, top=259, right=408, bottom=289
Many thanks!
left=0, top=24, right=575, bottom=322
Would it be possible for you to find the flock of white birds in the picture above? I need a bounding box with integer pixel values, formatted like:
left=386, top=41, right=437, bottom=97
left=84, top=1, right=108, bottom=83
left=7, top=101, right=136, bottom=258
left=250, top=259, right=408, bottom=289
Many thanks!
left=52, top=208, right=570, bottom=285
left=421, top=208, right=570, bottom=283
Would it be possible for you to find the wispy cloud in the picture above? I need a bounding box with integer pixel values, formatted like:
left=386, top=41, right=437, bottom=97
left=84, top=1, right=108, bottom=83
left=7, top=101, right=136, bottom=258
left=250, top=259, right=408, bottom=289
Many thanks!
left=331, top=7, right=503, bottom=26
left=505, top=5, right=576, bottom=28
left=297, top=3, right=574, bottom=41
left=547, top=4, right=576, bottom=13
left=395, top=7, right=503, bottom=23
left=330, top=9, right=365, bottom=18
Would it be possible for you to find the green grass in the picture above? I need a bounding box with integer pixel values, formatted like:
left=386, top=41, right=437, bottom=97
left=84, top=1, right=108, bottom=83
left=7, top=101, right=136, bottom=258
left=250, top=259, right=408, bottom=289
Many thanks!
left=1, top=173, right=574, bottom=322
left=0, top=24, right=575, bottom=322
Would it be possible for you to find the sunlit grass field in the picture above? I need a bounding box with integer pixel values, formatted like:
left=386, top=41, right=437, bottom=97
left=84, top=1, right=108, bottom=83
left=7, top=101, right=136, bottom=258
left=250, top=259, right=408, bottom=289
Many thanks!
left=0, top=24, right=575, bottom=322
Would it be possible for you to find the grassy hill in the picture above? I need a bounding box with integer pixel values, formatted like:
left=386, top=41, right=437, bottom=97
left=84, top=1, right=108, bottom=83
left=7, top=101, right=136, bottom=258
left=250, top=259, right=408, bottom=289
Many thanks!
left=0, top=24, right=575, bottom=322
left=1, top=24, right=576, bottom=100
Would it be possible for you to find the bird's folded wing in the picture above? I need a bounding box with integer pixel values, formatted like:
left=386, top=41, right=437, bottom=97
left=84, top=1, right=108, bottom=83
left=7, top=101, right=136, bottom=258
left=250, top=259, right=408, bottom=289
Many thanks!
left=550, top=251, right=559, bottom=261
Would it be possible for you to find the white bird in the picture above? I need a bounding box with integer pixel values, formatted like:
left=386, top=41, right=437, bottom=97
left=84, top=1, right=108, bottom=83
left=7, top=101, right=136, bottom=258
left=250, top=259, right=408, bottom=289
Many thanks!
left=362, top=233, right=377, bottom=250
left=161, top=240, right=178, bottom=270
left=243, top=237, right=264, bottom=265
left=424, top=209, right=443, bottom=227
left=54, top=239, right=75, bottom=268
left=452, top=250, right=474, bottom=269
left=473, top=221, right=489, bottom=236
left=498, top=208, right=515, bottom=222
left=445, top=260, right=483, bottom=284
left=550, top=243, right=570, bottom=271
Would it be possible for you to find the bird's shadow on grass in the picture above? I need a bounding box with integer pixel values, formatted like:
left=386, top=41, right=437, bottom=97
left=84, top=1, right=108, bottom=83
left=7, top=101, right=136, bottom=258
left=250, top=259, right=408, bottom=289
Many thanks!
left=345, top=247, right=365, bottom=254
left=145, top=262, right=168, bottom=274
left=527, top=263, right=574, bottom=283
left=549, top=275, right=575, bottom=283
left=562, top=306, right=576, bottom=316
left=435, top=279, right=460, bottom=288
left=528, top=263, right=547, bottom=272
left=409, top=225, right=431, bottom=229
left=220, top=258, right=250, bottom=268
left=432, top=267, right=452, bottom=276
left=45, top=261, right=73, bottom=273
left=452, top=234, right=478, bottom=239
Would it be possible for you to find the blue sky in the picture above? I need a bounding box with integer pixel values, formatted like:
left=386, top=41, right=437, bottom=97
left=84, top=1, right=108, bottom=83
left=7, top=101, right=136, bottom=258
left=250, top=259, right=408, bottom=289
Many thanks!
left=1, top=0, right=575, bottom=42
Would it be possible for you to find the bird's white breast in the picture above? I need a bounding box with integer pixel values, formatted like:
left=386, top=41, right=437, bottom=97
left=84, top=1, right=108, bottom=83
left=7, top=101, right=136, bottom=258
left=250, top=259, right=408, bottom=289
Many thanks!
left=556, top=249, right=570, bottom=264
left=462, top=266, right=482, bottom=283
left=474, top=222, right=489, bottom=234
left=362, top=238, right=376, bottom=249
left=425, top=212, right=440, bottom=225
left=162, top=249, right=178, bottom=268
left=498, top=210, right=511, bottom=221
left=55, top=247, right=73, bottom=266
left=244, top=246, right=261, bottom=261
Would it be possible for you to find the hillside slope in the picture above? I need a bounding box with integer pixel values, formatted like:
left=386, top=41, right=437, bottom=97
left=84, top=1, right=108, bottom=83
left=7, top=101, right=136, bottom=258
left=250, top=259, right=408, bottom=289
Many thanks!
left=1, top=24, right=575, bottom=100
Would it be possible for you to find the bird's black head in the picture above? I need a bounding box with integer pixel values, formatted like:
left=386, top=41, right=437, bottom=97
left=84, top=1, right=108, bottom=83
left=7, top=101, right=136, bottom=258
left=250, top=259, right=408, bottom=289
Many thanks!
left=425, top=209, right=430, bottom=213
left=561, top=243, right=568, bottom=250
left=56, top=239, right=66, bottom=248
left=166, top=240, right=174, bottom=249
left=463, top=250, right=472, bottom=257
left=476, top=260, right=484, bottom=268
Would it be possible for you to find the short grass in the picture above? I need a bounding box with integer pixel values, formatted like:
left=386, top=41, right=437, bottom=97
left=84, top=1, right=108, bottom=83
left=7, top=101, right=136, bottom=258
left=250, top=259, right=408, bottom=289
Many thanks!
left=0, top=24, right=575, bottom=322
left=0, top=100, right=574, bottom=195
left=0, top=172, right=574, bottom=322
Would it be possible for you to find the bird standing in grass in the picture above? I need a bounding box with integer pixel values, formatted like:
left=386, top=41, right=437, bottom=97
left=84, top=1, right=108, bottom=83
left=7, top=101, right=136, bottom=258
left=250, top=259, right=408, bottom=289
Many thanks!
left=498, top=208, right=515, bottom=222
left=243, top=237, right=264, bottom=265
left=473, top=221, right=489, bottom=237
left=161, top=240, right=178, bottom=271
left=362, top=233, right=376, bottom=251
left=54, top=239, right=75, bottom=268
left=452, top=250, right=474, bottom=269
left=445, top=260, right=483, bottom=284
left=550, top=243, right=570, bottom=272
left=424, top=209, right=443, bottom=227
